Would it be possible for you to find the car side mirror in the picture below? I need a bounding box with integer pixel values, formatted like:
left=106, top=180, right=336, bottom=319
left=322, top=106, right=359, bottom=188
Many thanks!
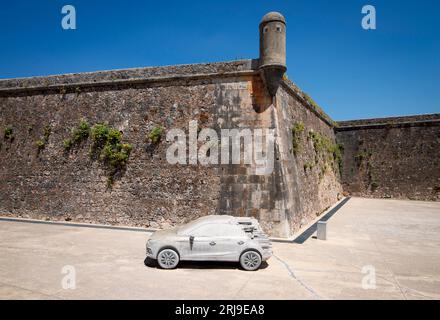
left=189, top=235, right=194, bottom=250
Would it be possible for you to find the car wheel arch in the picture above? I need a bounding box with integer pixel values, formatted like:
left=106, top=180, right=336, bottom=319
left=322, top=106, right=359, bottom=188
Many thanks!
left=239, top=248, right=262, bottom=259
left=157, top=245, right=180, bottom=259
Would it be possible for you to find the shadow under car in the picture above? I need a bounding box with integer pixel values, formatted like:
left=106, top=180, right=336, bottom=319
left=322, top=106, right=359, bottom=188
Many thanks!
left=144, top=257, right=269, bottom=270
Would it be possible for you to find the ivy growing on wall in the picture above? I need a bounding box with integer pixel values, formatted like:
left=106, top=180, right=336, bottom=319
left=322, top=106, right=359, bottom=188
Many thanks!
left=62, top=120, right=133, bottom=187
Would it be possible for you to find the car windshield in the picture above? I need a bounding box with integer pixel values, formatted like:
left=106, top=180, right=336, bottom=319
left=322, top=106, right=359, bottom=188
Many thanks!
left=177, top=220, right=201, bottom=235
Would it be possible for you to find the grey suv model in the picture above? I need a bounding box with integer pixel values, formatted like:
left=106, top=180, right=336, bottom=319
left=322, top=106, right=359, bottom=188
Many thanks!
left=146, top=215, right=272, bottom=270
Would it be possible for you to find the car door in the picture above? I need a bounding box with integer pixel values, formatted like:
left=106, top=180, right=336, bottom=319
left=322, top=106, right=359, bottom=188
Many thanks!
left=185, top=224, right=222, bottom=261
left=212, top=224, right=248, bottom=261
left=185, top=223, right=247, bottom=261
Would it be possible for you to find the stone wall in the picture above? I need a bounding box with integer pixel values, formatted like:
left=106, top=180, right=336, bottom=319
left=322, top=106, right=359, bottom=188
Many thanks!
left=0, top=60, right=344, bottom=237
left=0, top=74, right=222, bottom=229
left=336, top=115, right=440, bottom=201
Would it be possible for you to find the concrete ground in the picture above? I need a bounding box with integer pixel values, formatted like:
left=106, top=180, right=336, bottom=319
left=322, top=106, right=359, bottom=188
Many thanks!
left=0, top=197, right=439, bottom=299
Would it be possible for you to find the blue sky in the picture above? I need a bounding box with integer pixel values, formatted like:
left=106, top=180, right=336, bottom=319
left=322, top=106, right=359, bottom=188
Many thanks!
left=1, top=0, right=439, bottom=120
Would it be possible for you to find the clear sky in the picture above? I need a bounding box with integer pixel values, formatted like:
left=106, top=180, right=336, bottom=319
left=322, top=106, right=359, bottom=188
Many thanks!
left=1, top=0, right=439, bottom=120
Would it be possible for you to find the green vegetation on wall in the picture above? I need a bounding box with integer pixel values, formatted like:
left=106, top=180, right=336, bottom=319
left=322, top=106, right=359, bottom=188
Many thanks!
left=36, top=125, right=52, bottom=152
left=62, top=120, right=133, bottom=187
left=91, top=124, right=132, bottom=170
left=4, top=127, right=14, bottom=142
left=303, top=161, right=314, bottom=173
left=90, top=123, right=133, bottom=186
left=308, top=131, right=343, bottom=178
left=291, top=122, right=305, bottom=155
left=63, top=120, right=91, bottom=151
left=302, top=93, right=338, bottom=127
left=148, top=126, right=164, bottom=144
left=303, top=94, right=321, bottom=112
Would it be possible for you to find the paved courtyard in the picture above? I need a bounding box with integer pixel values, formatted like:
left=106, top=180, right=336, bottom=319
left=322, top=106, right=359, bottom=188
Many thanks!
left=0, top=197, right=439, bottom=299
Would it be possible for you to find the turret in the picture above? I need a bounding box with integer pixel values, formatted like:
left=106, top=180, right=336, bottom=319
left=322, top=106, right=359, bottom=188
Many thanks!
left=259, top=12, right=287, bottom=96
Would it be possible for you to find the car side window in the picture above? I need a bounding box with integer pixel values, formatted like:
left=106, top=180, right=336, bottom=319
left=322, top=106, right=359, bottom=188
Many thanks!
left=219, top=224, right=245, bottom=237
left=191, top=224, right=244, bottom=237
left=191, top=224, right=219, bottom=237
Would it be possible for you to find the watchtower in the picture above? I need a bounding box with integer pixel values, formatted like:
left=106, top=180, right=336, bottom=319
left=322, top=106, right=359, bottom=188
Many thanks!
left=259, top=12, right=287, bottom=96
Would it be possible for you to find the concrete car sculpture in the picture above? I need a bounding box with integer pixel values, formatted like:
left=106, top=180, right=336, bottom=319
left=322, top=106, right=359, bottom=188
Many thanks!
left=146, top=215, right=272, bottom=270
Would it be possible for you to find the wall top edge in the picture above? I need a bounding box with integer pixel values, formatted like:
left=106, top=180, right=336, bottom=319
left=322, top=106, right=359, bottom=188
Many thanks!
left=0, top=59, right=259, bottom=91
left=280, top=79, right=337, bottom=128
left=336, top=113, right=440, bottom=131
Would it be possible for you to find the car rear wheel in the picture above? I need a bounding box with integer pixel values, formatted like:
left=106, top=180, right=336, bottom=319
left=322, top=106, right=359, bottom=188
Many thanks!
left=240, top=250, right=262, bottom=271
left=157, top=249, right=179, bottom=269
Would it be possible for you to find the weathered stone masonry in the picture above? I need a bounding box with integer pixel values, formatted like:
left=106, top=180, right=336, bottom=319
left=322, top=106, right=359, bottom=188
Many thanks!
left=0, top=58, right=344, bottom=237
left=336, top=114, right=440, bottom=201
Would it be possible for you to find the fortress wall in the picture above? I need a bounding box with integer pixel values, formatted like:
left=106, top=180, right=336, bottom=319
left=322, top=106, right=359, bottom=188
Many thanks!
left=0, top=76, right=226, bottom=229
left=4, top=59, right=437, bottom=238
left=0, top=60, right=345, bottom=237
left=336, top=115, right=440, bottom=201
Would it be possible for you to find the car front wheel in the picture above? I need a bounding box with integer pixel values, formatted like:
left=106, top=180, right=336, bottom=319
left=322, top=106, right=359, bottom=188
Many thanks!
left=240, top=250, right=262, bottom=271
left=157, top=248, right=180, bottom=269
